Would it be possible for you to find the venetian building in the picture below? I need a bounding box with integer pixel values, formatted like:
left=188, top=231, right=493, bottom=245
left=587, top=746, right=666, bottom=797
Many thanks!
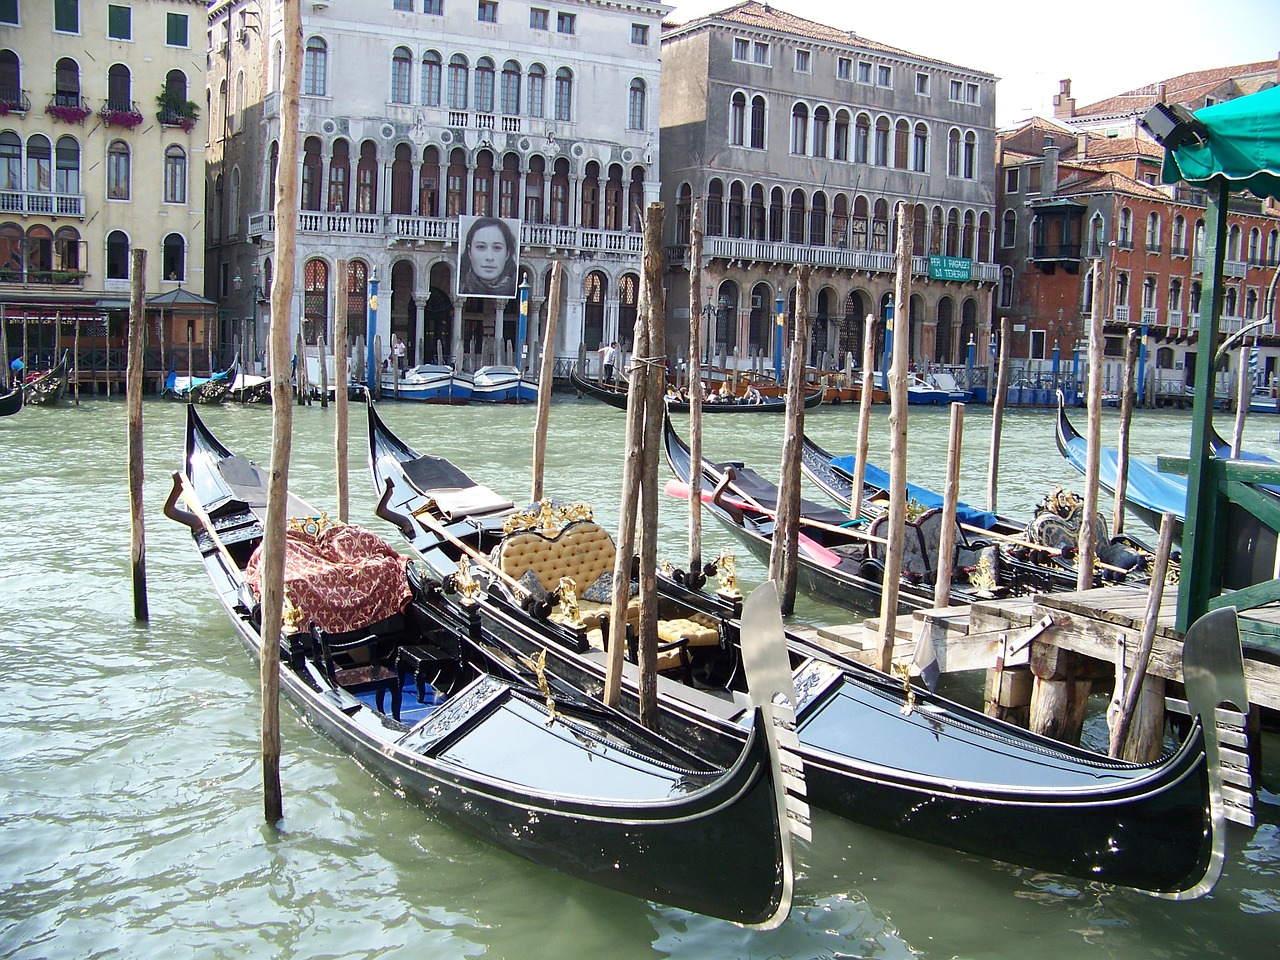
left=660, top=1, right=999, bottom=374
left=207, top=0, right=668, bottom=370
left=1, top=0, right=208, bottom=369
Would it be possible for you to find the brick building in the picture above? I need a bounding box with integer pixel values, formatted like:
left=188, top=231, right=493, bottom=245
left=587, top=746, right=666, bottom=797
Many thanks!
left=997, top=62, right=1280, bottom=397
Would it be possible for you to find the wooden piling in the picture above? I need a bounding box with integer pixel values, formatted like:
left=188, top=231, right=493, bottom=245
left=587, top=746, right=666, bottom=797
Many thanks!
left=72, top=315, right=80, bottom=405
left=1078, top=263, right=1106, bottom=587
left=257, top=0, right=303, bottom=825
left=334, top=258, right=349, bottom=523
left=934, top=401, right=964, bottom=607
left=1231, top=335, right=1253, bottom=457
left=686, top=200, right=705, bottom=579
left=127, top=248, right=148, bottom=622
left=987, top=316, right=1012, bottom=512
left=875, top=203, right=913, bottom=674
left=1109, top=512, right=1176, bottom=760
left=0, top=309, right=8, bottom=390
left=849, top=314, right=877, bottom=521
left=530, top=260, right=563, bottom=502
left=1112, top=328, right=1138, bottom=537
left=770, top=265, right=810, bottom=614
left=318, top=327, right=330, bottom=409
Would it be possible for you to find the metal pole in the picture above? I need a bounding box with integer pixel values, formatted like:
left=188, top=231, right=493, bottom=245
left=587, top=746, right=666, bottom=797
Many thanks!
left=880, top=296, right=894, bottom=392
left=516, top=276, right=530, bottom=376
left=773, top=291, right=784, bottom=384
left=366, top=267, right=379, bottom=394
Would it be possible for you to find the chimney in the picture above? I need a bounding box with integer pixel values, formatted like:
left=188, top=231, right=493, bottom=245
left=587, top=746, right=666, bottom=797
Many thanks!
left=1043, top=139, right=1060, bottom=198
left=1053, top=78, right=1076, bottom=119
left=1076, top=133, right=1088, bottom=159
left=1156, top=81, right=1167, bottom=103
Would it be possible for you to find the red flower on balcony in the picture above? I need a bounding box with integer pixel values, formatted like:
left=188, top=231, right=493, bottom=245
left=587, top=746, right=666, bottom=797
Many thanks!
left=101, top=106, right=145, bottom=129
left=47, top=102, right=92, bottom=124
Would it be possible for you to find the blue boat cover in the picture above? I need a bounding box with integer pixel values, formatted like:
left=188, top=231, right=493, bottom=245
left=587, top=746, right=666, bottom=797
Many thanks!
left=830, top=456, right=1000, bottom=530
left=1061, top=433, right=1188, bottom=519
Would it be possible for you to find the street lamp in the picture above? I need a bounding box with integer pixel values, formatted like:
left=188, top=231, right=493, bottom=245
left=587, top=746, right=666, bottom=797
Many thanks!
left=880, top=295, right=894, bottom=391
left=1052, top=306, right=1063, bottom=390
left=366, top=266, right=379, bottom=393
left=233, top=268, right=264, bottom=375
left=701, top=283, right=716, bottom=367
left=516, top=275, right=530, bottom=375
left=774, top=291, right=785, bottom=385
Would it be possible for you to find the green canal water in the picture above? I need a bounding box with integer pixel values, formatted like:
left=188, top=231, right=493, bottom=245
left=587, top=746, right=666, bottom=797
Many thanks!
left=1, top=396, right=1277, bottom=958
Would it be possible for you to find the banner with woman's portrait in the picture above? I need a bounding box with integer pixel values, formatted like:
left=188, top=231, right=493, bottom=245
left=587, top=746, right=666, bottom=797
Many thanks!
left=456, top=216, right=522, bottom=299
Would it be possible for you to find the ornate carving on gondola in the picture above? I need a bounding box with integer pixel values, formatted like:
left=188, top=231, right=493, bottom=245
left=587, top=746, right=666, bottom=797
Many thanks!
left=288, top=512, right=338, bottom=538
left=712, top=547, right=741, bottom=600
left=522, top=648, right=560, bottom=725
left=967, top=552, right=999, bottom=595
left=555, top=576, right=584, bottom=628
left=450, top=556, right=482, bottom=605
left=501, top=498, right=594, bottom=536
left=281, top=591, right=307, bottom=634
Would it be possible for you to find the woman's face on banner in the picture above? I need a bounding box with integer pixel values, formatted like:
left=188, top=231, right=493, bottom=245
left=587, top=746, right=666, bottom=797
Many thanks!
left=469, top=225, right=509, bottom=280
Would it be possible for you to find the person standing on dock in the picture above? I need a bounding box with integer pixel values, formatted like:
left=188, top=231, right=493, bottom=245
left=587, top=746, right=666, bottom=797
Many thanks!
left=602, top=341, right=618, bottom=382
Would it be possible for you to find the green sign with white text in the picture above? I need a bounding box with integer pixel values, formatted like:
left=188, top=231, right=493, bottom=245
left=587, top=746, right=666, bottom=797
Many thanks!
left=929, top=255, right=972, bottom=282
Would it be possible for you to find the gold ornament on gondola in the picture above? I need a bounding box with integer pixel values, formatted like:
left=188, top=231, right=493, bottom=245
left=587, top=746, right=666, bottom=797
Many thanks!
left=556, top=576, right=584, bottom=629
left=289, top=512, right=339, bottom=537
left=714, top=547, right=742, bottom=600
left=501, top=498, right=594, bottom=535
left=968, top=552, right=998, bottom=594
left=454, top=556, right=482, bottom=605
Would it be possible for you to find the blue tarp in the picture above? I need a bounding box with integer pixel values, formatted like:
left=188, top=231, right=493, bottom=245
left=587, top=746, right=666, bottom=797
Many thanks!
left=830, top=456, right=1001, bottom=530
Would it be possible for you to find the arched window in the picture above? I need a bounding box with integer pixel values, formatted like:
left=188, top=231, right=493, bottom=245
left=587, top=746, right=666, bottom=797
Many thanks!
left=0, top=132, right=18, bottom=190
left=945, top=207, right=959, bottom=256
left=471, top=148, right=493, bottom=216
left=947, top=129, right=960, bottom=176
left=163, top=145, right=186, bottom=203
left=962, top=210, right=975, bottom=258
left=163, top=69, right=187, bottom=105
left=527, top=63, right=545, bottom=117
left=788, top=188, right=806, bottom=244
left=448, top=54, right=468, bottom=109
left=54, top=57, right=80, bottom=106
left=446, top=147, right=466, bottom=216
left=873, top=116, right=889, bottom=165
left=303, top=258, right=329, bottom=345
left=1249, top=227, right=1262, bottom=264
left=524, top=154, right=544, bottom=222
left=475, top=57, right=495, bottom=113
left=550, top=157, right=570, bottom=225
left=229, top=167, right=241, bottom=235
left=328, top=139, right=349, bottom=211
left=1119, top=207, right=1133, bottom=247
left=728, top=180, right=745, bottom=238
left=730, top=91, right=746, bottom=146
left=391, top=46, right=412, bottom=103
left=750, top=95, right=766, bottom=149
left=162, top=233, right=185, bottom=281
left=554, top=67, right=573, bottom=121
left=304, top=37, right=327, bottom=96
left=813, top=106, right=829, bottom=158
left=302, top=137, right=322, bottom=210
left=0, top=221, right=22, bottom=281
left=1146, top=211, right=1162, bottom=252
left=675, top=182, right=691, bottom=243
left=854, top=113, right=870, bottom=163
left=26, top=224, right=53, bottom=277
left=499, top=151, right=520, bottom=218
left=790, top=103, right=808, bottom=155
left=422, top=51, right=442, bottom=106
left=706, top=178, right=724, bottom=236
left=419, top=145, right=440, bottom=216
left=27, top=135, right=51, bottom=193
left=1000, top=266, right=1014, bottom=307
left=833, top=109, right=850, bottom=161
left=809, top=191, right=827, bottom=246
left=105, top=230, right=129, bottom=279
left=1172, top=214, right=1187, bottom=254
left=894, top=119, right=909, bottom=169
left=628, top=78, right=646, bottom=131
left=391, top=143, right=413, bottom=214
left=356, top=141, right=378, bottom=213
left=107, top=63, right=131, bottom=110
left=963, top=131, right=976, bottom=178
left=750, top=184, right=766, bottom=239
left=501, top=60, right=521, bottom=115
left=267, top=140, right=279, bottom=208
left=107, top=140, right=130, bottom=199
left=769, top=187, right=784, bottom=242
left=54, top=136, right=79, bottom=195
left=0, top=49, right=20, bottom=104
left=912, top=122, right=928, bottom=172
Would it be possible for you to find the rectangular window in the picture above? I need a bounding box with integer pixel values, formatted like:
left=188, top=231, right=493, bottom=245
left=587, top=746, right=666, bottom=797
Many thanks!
left=877, top=64, right=892, bottom=87
left=915, top=72, right=930, bottom=96
left=166, top=12, right=189, bottom=47
left=478, top=1, right=497, bottom=23
left=1005, top=168, right=1019, bottom=192
left=631, top=23, right=649, bottom=45
left=424, top=0, right=444, bottom=13
left=753, top=41, right=770, bottom=65
left=394, top=0, right=413, bottom=10
left=965, top=82, right=979, bottom=104
left=857, top=61, right=872, bottom=84
left=53, top=0, right=78, bottom=33
left=794, top=50, right=810, bottom=73
left=107, top=4, right=131, bottom=39
left=530, top=7, right=548, bottom=29
left=556, top=12, right=575, bottom=34
left=1029, top=330, right=1046, bottom=360
left=837, top=57, right=851, bottom=80
left=0, top=0, right=15, bottom=25
left=733, top=38, right=749, bottom=61
left=949, top=79, right=963, bottom=101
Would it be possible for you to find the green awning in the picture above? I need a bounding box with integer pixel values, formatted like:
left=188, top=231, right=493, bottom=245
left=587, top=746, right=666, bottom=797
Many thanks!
left=1160, top=85, right=1280, bottom=201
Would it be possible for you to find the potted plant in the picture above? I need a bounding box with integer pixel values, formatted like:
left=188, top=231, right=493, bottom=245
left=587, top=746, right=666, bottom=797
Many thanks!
left=156, top=88, right=200, bottom=131
left=100, top=105, right=144, bottom=129
left=46, top=101, right=92, bottom=124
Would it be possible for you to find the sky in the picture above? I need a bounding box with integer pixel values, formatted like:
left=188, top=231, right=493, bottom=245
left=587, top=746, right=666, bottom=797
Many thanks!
left=665, top=0, right=1280, bottom=127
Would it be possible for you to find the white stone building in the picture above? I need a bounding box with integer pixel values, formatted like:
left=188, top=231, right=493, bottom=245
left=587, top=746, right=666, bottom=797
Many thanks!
left=208, top=0, right=669, bottom=372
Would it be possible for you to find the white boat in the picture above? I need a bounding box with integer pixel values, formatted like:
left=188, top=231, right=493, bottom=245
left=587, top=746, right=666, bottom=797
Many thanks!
left=470, top=365, right=538, bottom=403
left=383, top=363, right=473, bottom=403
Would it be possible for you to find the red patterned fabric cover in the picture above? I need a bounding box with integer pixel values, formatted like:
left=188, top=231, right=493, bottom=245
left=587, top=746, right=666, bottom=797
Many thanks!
left=246, top=524, right=412, bottom=633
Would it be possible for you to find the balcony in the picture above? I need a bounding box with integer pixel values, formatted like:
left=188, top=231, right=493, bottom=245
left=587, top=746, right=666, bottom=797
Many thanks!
left=45, top=96, right=91, bottom=124
left=100, top=99, right=144, bottom=129
left=1169, top=310, right=1185, bottom=328
left=0, top=87, right=30, bottom=115
left=1114, top=305, right=1130, bottom=322
left=1116, top=236, right=1134, bottom=251
left=1142, top=307, right=1160, bottom=326
left=1191, top=256, right=1249, bottom=277
left=1170, top=243, right=1190, bottom=257
left=1146, top=241, right=1162, bottom=255
left=0, top=189, right=85, bottom=217
left=0, top=268, right=87, bottom=287
left=156, top=91, right=200, bottom=132
left=674, top=236, right=1000, bottom=282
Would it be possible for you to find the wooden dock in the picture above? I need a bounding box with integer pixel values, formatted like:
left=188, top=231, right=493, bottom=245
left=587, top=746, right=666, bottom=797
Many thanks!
left=803, top=585, right=1280, bottom=712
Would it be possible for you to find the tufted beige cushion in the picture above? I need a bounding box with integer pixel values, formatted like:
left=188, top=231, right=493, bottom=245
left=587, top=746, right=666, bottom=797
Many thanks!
left=498, top=521, right=618, bottom=593
left=657, top=613, right=720, bottom=648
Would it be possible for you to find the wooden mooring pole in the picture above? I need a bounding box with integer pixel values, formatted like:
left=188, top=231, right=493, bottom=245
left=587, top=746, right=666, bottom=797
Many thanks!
left=849, top=314, right=876, bottom=522
left=1112, top=327, right=1138, bottom=537
left=934, top=401, right=964, bottom=607
left=686, top=200, right=705, bottom=580
left=127, top=248, right=148, bottom=622
left=530, top=260, right=563, bottom=503
left=875, top=202, right=913, bottom=673
left=769, top=265, right=811, bottom=615
left=987, top=316, right=1012, bottom=513
left=335, top=259, right=349, bottom=522
left=257, top=0, right=303, bottom=824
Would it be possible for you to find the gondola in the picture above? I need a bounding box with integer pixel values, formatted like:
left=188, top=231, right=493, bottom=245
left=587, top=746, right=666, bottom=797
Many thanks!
left=0, top=383, right=21, bottom=416
left=230, top=369, right=272, bottom=404
left=367, top=398, right=1238, bottom=898
left=800, top=431, right=1153, bottom=590
left=22, top=350, right=69, bottom=406
left=164, top=360, right=237, bottom=404
left=570, top=367, right=821, bottom=412
left=166, top=405, right=797, bottom=928
left=1055, top=392, right=1278, bottom=586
